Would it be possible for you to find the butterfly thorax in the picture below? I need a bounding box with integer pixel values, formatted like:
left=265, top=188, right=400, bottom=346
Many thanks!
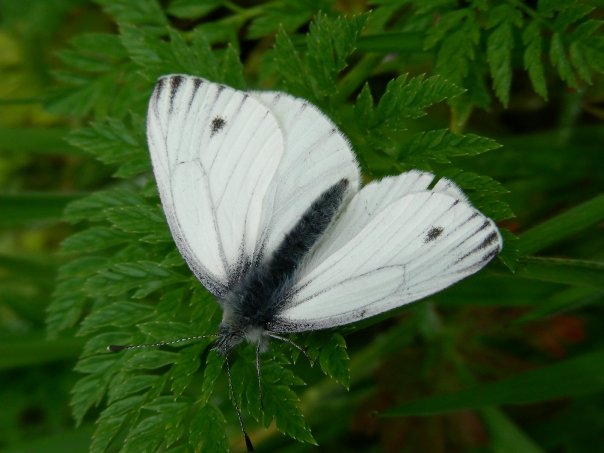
left=213, top=179, right=350, bottom=356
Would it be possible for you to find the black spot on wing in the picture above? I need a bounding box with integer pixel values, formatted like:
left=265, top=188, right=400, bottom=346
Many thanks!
left=425, top=226, right=444, bottom=243
left=168, top=75, right=184, bottom=113
left=210, top=116, right=226, bottom=136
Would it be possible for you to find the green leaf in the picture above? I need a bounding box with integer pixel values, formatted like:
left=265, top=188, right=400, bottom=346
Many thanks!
left=549, top=32, right=577, bottom=88
left=119, top=25, right=230, bottom=83
left=108, top=374, right=159, bottom=403
left=513, top=286, right=602, bottom=324
left=318, top=333, right=350, bottom=389
left=439, top=169, right=513, bottom=221
left=122, top=404, right=189, bottom=453
left=516, top=194, right=604, bottom=255
left=383, top=349, right=604, bottom=416
left=45, top=33, right=136, bottom=118
left=306, top=13, right=368, bottom=97
left=189, top=404, right=228, bottom=453
left=143, top=396, right=190, bottom=445
left=486, top=6, right=517, bottom=106
left=85, top=261, right=188, bottom=300
left=569, top=41, right=592, bottom=83
left=167, top=0, right=222, bottom=19
left=570, top=19, right=603, bottom=42
left=479, top=408, right=545, bottom=453
left=219, top=44, right=246, bottom=89
left=220, top=355, right=296, bottom=430
left=262, top=383, right=316, bottom=445
left=425, top=9, right=468, bottom=50
left=63, top=188, right=145, bottom=223
left=97, top=0, right=167, bottom=27
left=273, top=27, right=313, bottom=100
left=523, top=21, right=548, bottom=99
left=513, top=257, right=604, bottom=289
left=486, top=4, right=522, bottom=94
left=61, top=226, right=131, bottom=254
left=105, top=203, right=169, bottom=243
left=352, top=83, right=376, bottom=138
left=434, top=13, right=480, bottom=84
left=553, top=4, right=594, bottom=30
left=78, top=302, right=153, bottom=337
left=0, top=334, right=83, bottom=370
left=67, top=116, right=149, bottom=178
left=357, top=32, right=425, bottom=52
left=0, top=192, right=83, bottom=225
left=377, top=74, right=464, bottom=122
left=125, top=350, right=179, bottom=370
left=199, top=351, right=224, bottom=406
left=72, top=354, right=124, bottom=425
left=136, top=321, right=203, bottom=342
left=90, top=395, right=145, bottom=452
left=48, top=257, right=108, bottom=336
left=401, top=129, right=501, bottom=163
left=0, top=127, right=79, bottom=154
left=248, top=1, right=318, bottom=39
left=170, top=344, right=205, bottom=396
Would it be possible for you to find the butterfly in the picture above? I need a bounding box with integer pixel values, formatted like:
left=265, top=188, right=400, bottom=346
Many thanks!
left=121, top=74, right=502, bottom=450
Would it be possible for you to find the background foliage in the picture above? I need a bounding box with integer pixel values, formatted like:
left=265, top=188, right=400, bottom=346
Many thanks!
left=1, top=0, right=603, bottom=451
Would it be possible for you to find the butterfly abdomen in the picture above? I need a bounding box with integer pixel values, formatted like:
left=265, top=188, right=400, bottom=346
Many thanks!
left=216, top=179, right=349, bottom=353
left=267, top=178, right=349, bottom=283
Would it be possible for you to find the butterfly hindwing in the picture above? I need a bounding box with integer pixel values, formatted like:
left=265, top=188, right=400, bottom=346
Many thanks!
left=270, top=174, right=503, bottom=332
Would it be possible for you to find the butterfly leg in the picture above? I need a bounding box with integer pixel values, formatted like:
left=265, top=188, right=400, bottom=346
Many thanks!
left=255, top=341, right=264, bottom=410
left=268, top=333, right=314, bottom=367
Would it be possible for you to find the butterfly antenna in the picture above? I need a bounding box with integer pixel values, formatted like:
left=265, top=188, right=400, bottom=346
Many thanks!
left=255, top=342, right=264, bottom=411
left=107, top=334, right=215, bottom=352
left=268, top=333, right=314, bottom=367
left=225, top=354, right=254, bottom=452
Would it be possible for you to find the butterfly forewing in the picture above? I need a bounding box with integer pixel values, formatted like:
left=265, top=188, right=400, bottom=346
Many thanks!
left=147, top=75, right=284, bottom=295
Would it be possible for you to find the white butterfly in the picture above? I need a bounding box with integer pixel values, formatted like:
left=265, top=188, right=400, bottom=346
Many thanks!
left=140, top=74, right=504, bottom=450
left=145, top=74, right=503, bottom=358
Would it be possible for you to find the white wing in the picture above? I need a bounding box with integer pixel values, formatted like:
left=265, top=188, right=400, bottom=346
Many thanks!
left=147, top=75, right=284, bottom=296
left=147, top=76, right=361, bottom=298
left=249, top=91, right=360, bottom=259
left=270, top=173, right=502, bottom=332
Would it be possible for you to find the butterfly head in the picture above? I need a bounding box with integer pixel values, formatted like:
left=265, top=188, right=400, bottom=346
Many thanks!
left=214, top=322, right=269, bottom=356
